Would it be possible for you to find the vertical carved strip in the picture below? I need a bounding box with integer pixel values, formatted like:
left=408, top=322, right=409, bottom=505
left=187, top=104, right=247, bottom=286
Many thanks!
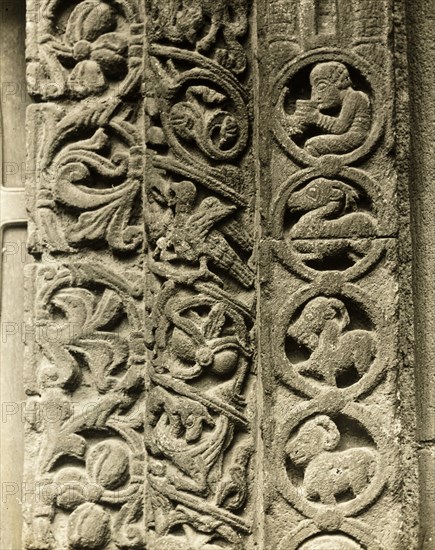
left=144, top=2, right=257, bottom=548
left=24, top=1, right=146, bottom=548
left=406, top=0, right=435, bottom=546
left=258, top=1, right=414, bottom=548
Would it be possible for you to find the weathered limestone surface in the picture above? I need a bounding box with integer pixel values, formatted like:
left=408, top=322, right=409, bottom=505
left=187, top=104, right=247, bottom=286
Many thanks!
left=406, top=0, right=435, bottom=547
left=143, top=2, right=257, bottom=547
left=24, top=2, right=147, bottom=548
left=21, top=0, right=426, bottom=549
left=256, top=2, right=418, bottom=547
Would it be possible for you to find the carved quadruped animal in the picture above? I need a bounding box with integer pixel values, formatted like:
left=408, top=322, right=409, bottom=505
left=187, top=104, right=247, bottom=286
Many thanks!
left=145, top=34, right=254, bottom=530
left=147, top=386, right=227, bottom=496
left=287, top=297, right=376, bottom=386
left=285, top=415, right=377, bottom=505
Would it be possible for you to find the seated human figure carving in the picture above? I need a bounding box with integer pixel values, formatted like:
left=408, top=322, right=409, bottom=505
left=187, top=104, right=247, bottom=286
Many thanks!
left=287, top=297, right=376, bottom=386
left=286, top=61, right=371, bottom=156
left=285, top=415, right=377, bottom=505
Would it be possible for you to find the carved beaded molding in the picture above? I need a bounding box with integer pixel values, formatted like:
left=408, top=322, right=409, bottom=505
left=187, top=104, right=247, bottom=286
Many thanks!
left=23, top=1, right=414, bottom=549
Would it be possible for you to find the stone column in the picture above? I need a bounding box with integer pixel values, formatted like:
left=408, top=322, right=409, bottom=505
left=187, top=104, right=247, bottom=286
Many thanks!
left=406, top=0, right=435, bottom=547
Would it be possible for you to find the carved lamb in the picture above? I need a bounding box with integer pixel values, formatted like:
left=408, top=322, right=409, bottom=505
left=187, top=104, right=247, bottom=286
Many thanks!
left=285, top=415, right=377, bottom=505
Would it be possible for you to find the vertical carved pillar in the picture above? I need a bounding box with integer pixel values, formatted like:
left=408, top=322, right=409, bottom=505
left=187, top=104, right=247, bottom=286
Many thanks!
left=258, top=1, right=414, bottom=548
left=24, top=1, right=147, bottom=548
left=143, top=2, right=257, bottom=549
left=406, top=0, right=435, bottom=546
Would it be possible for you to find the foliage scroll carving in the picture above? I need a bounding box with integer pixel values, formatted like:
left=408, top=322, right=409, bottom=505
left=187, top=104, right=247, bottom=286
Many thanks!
left=24, top=1, right=146, bottom=548
left=144, top=1, right=256, bottom=547
left=22, top=1, right=416, bottom=548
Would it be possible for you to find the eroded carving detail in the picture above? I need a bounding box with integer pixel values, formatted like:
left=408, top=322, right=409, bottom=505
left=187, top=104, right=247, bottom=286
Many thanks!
left=285, top=415, right=378, bottom=505
left=286, top=297, right=376, bottom=387
left=298, top=534, right=363, bottom=550
left=27, top=0, right=143, bottom=100
left=23, top=1, right=413, bottom=548
left=23, top=263, right=146, bottom=549
left=260, top=1, right=403, bottom=547
left=284, top=62, right=371, bottom=156
left=145, top=1, right=256, bottom=546
left=24, top=1, right=146, bottom=548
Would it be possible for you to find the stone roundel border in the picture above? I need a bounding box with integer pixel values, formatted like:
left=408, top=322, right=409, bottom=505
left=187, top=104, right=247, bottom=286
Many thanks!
left=273, top=281, right=394, bottom=401
left=153, top=45, right=250, bottom=163
left=271, top=48, right=385, bottom=167
left=277, top=518, right=382, bottom=550
left=270, top=166, right=386, bottom=282
left=275, top=400, right=389, bottom=521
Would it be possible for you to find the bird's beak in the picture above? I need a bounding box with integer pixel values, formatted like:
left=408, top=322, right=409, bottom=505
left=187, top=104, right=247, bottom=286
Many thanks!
left=218, top=204, right=237, bottom=221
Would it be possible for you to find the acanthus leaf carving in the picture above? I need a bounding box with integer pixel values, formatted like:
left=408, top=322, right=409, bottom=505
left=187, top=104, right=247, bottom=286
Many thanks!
left=23, top=1, right=415, bottom=548
left=28, top=99, right=143, bottom=253
left=23, top=261, right=146, bottom=549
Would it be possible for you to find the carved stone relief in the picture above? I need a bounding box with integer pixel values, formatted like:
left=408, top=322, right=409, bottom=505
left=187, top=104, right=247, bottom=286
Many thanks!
left=24, top=1, right=146, bottom=548
left=258, top=0, right=414, bottom=548
left=144, top=2, right=256, bottom=547
left=22, top=0, right=419, bottom=549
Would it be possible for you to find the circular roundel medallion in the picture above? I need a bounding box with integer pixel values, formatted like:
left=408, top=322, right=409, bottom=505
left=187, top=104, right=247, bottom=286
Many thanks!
left=160, top=63, right=250, bottom=162
left=270, top=167, right=386, bottom=282
left=273, top=283, right=392, bottom=400
left=277, top=520, right=381, bottom=550
left=272, top=49, right=385, bottom=166
left=276, top=402, right=388, bottom=521
left=298, top=534, right=362, bottom=549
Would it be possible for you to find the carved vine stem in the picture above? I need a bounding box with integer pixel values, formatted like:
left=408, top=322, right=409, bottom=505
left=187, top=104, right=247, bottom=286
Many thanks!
left=23, top=1, right=417, bottom=549
left=143, top=1, right=256, bottom=547
left=24, top=1, right=147, bottom=548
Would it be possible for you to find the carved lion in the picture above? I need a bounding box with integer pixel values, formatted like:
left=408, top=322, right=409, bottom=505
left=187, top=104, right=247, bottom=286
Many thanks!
left=287, top=297, right=376, bottom=386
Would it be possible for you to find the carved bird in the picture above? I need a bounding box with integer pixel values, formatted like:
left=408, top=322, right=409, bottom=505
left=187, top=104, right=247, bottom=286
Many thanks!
left=164, top=180, right=254, bottom=288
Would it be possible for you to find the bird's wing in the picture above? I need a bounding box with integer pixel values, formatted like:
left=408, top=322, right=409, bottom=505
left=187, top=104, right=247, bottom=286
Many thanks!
left=188, top=203, right=234, bottom=241
left=205, top=232, right=239, bottom=268
left=147, top=207, right=174, bottom=242
left=205, top=232, right=254, bottom=288
left=188, top=210, right=214, bottom=241
left=219, top=218, right=253, bottom=252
